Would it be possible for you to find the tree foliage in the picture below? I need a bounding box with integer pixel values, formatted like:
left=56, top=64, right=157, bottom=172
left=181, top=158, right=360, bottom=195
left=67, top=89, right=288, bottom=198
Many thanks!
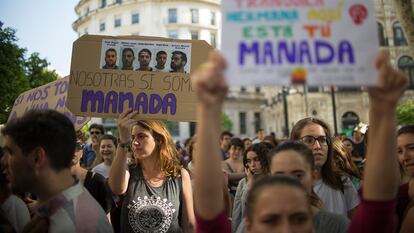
left=0, top=22, right=58, bottom=123
left=25, top=52, right=59, bottom=88
left=221, top=112, right=233, bottom=132
left=397, top=99, right=414, bottom=125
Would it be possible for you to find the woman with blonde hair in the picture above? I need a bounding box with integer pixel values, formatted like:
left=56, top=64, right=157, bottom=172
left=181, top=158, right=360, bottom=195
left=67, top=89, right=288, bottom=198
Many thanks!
left=109, top=115, right=195, bottom=233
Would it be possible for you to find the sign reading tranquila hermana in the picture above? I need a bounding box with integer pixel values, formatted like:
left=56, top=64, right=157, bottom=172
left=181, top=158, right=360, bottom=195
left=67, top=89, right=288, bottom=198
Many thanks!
left=222, top=0, right=379, bottom=86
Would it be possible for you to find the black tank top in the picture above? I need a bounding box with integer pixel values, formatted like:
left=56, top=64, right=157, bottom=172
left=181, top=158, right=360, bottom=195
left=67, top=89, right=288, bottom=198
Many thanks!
left=120, top=165, right=182, bottom=233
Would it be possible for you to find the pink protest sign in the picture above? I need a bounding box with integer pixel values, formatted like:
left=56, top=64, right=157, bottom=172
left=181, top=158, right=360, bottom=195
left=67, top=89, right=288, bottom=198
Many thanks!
left=8, top=77, right=89, bottom=130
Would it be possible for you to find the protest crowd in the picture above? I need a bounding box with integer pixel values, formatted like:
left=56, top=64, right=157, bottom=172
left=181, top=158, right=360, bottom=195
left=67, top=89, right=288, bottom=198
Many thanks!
left=0, top=48, right=413, bottom=233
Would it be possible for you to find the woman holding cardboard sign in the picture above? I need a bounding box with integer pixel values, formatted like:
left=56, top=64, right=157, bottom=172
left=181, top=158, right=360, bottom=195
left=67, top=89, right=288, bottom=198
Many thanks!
left=109, top=114, right=195, bottom=233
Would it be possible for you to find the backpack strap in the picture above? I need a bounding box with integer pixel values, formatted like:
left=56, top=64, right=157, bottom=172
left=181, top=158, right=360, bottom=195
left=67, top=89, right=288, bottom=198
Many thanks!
left=178, top=170, right=184, bottom=225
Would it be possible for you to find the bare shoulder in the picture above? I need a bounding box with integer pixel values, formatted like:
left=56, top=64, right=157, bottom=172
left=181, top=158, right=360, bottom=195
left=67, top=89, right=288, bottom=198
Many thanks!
left=180, top=168, right=191, bottom=183
left=236, top=161, right=245, bottom=172
left=180, top=168, right=192, bottom=194
left=221, top=160, right=230, bottom=170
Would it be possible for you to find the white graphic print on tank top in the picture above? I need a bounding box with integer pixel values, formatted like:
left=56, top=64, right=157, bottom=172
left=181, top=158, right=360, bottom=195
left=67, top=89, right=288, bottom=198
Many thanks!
left=127, top=195, right=176, bottom=233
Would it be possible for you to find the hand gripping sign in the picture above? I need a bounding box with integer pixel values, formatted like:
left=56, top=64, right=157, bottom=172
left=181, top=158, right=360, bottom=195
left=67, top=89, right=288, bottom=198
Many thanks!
left=67, top=35, right=213, bottom=121
left=8, top=77, right=90, bottom=131
left=222, top=0, right=379, bottom=87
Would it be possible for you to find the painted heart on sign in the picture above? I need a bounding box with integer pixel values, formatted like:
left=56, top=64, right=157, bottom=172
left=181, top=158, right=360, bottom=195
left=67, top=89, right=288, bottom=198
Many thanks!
left=349, top=4, right=368, bottom=26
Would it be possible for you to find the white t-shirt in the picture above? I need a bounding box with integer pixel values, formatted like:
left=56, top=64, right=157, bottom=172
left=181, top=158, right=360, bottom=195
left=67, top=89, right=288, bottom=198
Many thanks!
left=313, top=176, right=360, bottom=216
left=1, top=195, right=30, bottom=233
left=92, top=163, right=111, bottom=179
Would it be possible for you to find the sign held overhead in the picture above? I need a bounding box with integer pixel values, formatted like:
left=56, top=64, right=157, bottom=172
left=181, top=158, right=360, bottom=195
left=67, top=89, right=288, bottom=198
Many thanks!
left=222, top=0, right=379, bottom=87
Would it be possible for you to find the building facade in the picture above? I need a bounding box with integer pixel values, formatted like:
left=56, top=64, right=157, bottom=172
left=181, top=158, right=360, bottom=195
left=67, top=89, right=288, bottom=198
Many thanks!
left=261, top=0, right=414, bottom=137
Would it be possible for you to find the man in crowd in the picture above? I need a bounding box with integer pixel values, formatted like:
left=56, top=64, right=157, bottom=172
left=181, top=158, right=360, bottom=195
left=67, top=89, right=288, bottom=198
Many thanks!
left=82, top=123, right=105, bottom=168
left=136, top=48, right=153, bottom=71
left=352, top=129, right=365, bottom=157
left=220, top=131, right=233, bottom=160
left=252, top=128, right=265, bottom=144
left=102, top=48, right=118, bottom=69
left=121, top=48, right=135, bottom=70
left=1, top=109, right=112, bottom=232
left=170, top=51, right=187, bottom=73
left=154, top=50, right=168, bottom=72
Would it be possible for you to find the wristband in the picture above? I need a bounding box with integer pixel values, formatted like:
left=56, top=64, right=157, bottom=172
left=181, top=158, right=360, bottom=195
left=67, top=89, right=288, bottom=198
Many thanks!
left=119, top=141, right=131, bottom=152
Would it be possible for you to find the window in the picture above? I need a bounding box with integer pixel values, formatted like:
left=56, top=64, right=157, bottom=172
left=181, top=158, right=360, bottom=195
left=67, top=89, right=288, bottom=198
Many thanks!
left=114, top=18, right=121, bottom=28
left=99, top=22, right=106, bottom=32
left=210, top=33, right=216, bottom=48
left=191, top=31, right=199, bottom=40
left=132, top=13, right=139, bottom=24
left=191, top=9, right=199, bottom=24
left=255, top=86, right=261, bottom=93
left=239, top=112, right=246, bottom=134
left=211, top=11, right=216, bottom=25
left=398, top=56, right=414, bottom=89
left=168, top=31, right=178, bottom=39
left=100, top=0, right=106, bottom=8
left=254, top=112, right=261, bottom=133
left=377, top=22, right=387, bottom=46
left=337, top=87, right=360, bottom=92
left=84, top=27, right=88, bottom=35
left=166, top=122, right=180, bottom=136
left=115, top=0, right=122, bottom=4
left=85, top=7, right=90, bottom=16
left=307, top=86, right=320, bottom=92
left=393, top=21, right=407, bottom=46
left=241, top=86, right=246, bottom=92
left=168, top=8, right=177, bottom=23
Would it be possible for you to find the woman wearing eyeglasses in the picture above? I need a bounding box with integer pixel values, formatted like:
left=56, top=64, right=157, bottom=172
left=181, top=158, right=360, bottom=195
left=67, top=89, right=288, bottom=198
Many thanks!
left=290, top=118, right=360, bottom=218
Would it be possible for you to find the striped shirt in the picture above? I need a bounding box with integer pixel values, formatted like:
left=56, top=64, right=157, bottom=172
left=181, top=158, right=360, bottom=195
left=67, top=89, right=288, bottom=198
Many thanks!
left=33, top=182, right=113, bottom=233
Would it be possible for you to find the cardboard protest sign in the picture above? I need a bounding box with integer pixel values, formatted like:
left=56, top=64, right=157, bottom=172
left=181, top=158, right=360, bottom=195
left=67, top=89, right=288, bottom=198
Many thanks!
left=67, top=35, right=212, bottom=121
left=222, top=0, right=379, bottom=86
left=8, top=77, right=90, bottom=130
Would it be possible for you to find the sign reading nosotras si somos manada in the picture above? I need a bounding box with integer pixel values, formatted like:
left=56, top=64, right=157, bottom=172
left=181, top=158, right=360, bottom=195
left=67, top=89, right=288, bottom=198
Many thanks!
left=8, top=77, right=90, bottom=131
left=222, top=0, right=379, bottom=87
left=67, top=35, right=213, bottom=121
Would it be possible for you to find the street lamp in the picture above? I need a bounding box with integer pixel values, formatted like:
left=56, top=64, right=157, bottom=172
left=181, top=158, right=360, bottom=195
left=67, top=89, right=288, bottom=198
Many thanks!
left=282, top=86, right=289, bottom=137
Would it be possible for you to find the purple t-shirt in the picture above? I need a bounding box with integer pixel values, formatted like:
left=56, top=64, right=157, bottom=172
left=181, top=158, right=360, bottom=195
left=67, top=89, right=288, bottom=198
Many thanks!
left=348, top=198, right=396, bottom=233
left=196, top=210, right=230, bottom=233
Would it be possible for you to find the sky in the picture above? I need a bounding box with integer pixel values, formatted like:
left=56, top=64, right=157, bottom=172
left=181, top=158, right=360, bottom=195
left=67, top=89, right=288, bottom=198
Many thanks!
left=1, top=0, right=79, bottom=76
